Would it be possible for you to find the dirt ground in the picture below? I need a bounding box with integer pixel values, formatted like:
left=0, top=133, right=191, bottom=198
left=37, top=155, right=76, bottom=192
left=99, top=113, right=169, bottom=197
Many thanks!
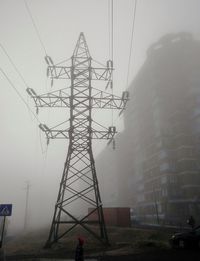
left=3, top=226, right=200, bottom=260
left=3, top=250, right=200, bottom=261
left=101, top=249, right=200, bottom=261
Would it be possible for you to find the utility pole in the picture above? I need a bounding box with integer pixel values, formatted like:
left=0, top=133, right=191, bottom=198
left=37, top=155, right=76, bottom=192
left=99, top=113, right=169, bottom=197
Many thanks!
left=24, top=181, right=30, bottom=231
left=27, top=33, right=128, bottom=247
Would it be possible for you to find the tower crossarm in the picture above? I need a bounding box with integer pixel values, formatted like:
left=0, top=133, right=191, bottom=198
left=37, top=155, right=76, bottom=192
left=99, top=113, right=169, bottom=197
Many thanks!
left=26, top=88, right=70, bottom=108
left=91, top=89, right=129, bottom=110
left=39, top=123, right=117, bottom=140
left=27, top=87, right=129, bottom=110
left=46, top=57, right=113, bottom=82
left=47, top=66, right=71, bottom=79
left=39, top=123, right=70, bottom=140
left=91, top=126, right=117, bottom=139
left=47, top=65, right=112, bottom=81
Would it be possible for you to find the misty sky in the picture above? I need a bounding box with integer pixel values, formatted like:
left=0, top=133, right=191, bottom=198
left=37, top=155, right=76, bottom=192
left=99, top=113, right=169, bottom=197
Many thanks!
left=0, top=0, right=200, bottom=233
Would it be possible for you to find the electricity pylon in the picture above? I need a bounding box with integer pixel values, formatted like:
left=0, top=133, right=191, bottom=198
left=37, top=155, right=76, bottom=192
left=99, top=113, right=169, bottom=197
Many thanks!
left=27, top=32, right=128, bottom=247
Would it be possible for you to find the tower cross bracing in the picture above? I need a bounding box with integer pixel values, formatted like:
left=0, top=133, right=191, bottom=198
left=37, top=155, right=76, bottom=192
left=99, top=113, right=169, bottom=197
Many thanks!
left=27, top=33, right=128, bottom=247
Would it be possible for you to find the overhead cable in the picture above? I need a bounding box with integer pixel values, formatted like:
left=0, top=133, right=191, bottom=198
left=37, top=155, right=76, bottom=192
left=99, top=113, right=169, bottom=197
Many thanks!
left=126, top=0, right=137, bottom=89
left=111, top=0, right=114, bottom=61
left=108, top=0, right=111, bottom=58
left=111, top=0, right=138, bottom=129
left=108, top=0, right=114, bottom=62
left=0, top=43, right=29, bottom=88
left=108, top=0, right=114, bottom=126
left=24, top=0, right=47, bottom=55
left=0, top=66, right=48, bottom=154
left=0, top=67, right=40, bottom=124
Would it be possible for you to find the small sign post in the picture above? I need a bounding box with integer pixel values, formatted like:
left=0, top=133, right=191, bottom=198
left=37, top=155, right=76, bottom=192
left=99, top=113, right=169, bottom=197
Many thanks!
left=0, top=204, right=12, bottom=248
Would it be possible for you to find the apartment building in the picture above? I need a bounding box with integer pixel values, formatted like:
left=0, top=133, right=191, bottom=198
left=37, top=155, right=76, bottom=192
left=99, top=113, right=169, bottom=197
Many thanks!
left=125, top=32, right=200, bottom=225
left=96, top=32, right=200, bottom=226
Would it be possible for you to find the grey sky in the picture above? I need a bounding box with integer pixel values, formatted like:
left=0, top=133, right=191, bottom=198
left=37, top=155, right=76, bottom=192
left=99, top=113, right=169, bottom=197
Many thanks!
left=0, top=0, right=200, bottom=233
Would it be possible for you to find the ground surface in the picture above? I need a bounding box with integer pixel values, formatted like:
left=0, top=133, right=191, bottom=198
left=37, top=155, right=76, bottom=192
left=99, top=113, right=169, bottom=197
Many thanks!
left=2, top=226, right=200, bottom=260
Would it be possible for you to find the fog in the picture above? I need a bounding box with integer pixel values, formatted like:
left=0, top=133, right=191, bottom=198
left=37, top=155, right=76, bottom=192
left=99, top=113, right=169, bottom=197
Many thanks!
left=0, top=0, right=200, bottom=234
left=97, top=31, right=200, bottom=206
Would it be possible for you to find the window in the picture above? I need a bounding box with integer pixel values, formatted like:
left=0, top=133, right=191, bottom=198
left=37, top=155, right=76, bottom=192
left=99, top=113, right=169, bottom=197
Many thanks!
left=162, top=188, right=168, bottom=197
left=161, top=176, right=167, bottom=184
left=159, top=150, right=168, bottom=159
left=160, top=162, right=169, bottom=172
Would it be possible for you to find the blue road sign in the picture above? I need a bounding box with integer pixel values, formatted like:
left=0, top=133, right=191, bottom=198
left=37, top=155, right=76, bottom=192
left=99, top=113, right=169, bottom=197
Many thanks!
left=0, top=204, right=12, bottom=216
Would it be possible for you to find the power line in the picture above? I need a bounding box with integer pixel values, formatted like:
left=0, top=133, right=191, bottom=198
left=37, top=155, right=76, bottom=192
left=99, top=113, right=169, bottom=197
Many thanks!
left=110, top=1, right=138, bottom=136
left=0, top=41, right=33, bottom=114
left=0, top=66, right=49, bottom=155
left=107, top=0, right=114, bottom=127
left=0, top=43, right=29, bottom=88
left=111, top=0, right=114, bottom=127
left=111, top=0, right=114, bottom=62
left=108, top=0, right=111, bottom=58
left=0, top=42, right=49, bottom=154
left=126, top=0, right=137, bottom=89
left=108, top=0, right=114, bottom=62
left=0, top=67, right=40, bottom=124
left=24, top=0, right=47, bottom=55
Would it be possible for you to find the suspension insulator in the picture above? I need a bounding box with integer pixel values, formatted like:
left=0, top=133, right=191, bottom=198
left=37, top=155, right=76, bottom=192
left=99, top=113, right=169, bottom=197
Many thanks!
left=108, top=126, right=116, bottom=133
left=39, top=123, right=45, bottom=131
left=106, top=60, right=113, bottom=68
left=26, top=88, right=32, bottom=96
left=122, top=91, right=129, bottom=100
left=45, top=55, right=54, bottom=65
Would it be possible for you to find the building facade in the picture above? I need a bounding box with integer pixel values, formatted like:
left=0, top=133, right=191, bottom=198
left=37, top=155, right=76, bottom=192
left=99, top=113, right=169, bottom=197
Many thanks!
left=125, top=32, right=200, bottom=225
left=96, top=32, right=200, bottom=226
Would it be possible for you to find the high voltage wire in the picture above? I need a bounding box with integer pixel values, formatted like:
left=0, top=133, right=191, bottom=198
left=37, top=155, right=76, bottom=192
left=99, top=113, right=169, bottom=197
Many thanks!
left=126, top=0, right=137, bottom=89
left=108, top=0, right=114, bottom=61
left=0, top=43, right=29, bottom=88
left=108, top=0, right=111, bottom=59
left=24, top=0, right=47, bottom=55
left=111, top=0, right=114, bottom=62
left=0, top=43, right=48, bottom=154
left=0, top=1, right=47, bottom=122
left=111, top=0, right=114, bottom=127
left=108, top=0, right=114, bottom=128
left=0, top=67, right=40, bottom=124
left=112, top=0, right=138, bottom=131
left=0, top=66, right=48, bottom=154
left=23, top=0, right=50, bottom=154
left=1, top=0, right=50, bottom=153
left=0, top=42, right=40, bottom=122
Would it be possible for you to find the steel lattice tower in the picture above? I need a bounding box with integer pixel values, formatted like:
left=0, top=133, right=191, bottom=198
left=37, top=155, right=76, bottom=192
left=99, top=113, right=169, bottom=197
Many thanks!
left=27, top=33, right=128, bottom=247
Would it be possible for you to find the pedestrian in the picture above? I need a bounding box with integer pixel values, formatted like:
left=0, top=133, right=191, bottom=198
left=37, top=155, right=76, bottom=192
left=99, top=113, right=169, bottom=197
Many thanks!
left=75, top=237, right=84, bottom=261
left=187, top=215, right=195, bottom=229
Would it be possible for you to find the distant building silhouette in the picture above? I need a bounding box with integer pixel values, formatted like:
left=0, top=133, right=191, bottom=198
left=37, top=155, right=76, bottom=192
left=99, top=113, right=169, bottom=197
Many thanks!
left=96, top=32, right=200, bottom=226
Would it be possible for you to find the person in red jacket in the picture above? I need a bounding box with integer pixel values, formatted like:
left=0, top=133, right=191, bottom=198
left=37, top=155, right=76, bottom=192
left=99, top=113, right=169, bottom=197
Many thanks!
left=75, top=237, right=84, bottom=261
